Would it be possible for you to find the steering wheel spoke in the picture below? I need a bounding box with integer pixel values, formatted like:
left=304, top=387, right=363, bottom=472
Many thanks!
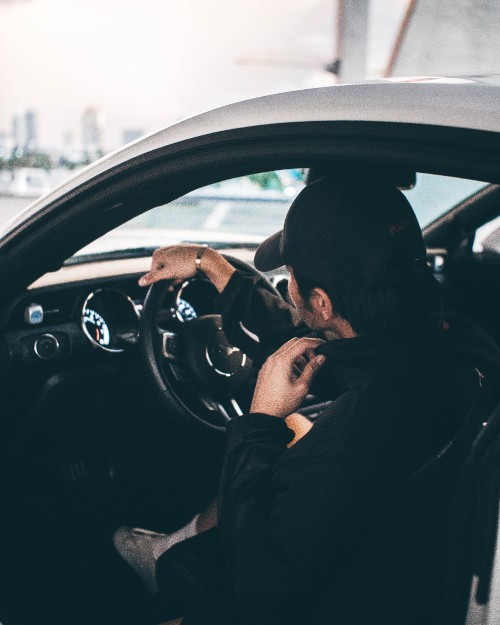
left=217, top=397, right=244, bottom=420
left=199, top=395, right=243, bottom=422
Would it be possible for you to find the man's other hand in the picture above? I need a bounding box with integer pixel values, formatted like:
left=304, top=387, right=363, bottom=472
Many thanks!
left=250, top=337, right=326, bottom=418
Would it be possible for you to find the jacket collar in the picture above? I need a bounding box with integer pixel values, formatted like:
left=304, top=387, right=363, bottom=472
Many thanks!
left=314, top=316, right=500, bottom=393
left=314, top=331, right=444, bottom=392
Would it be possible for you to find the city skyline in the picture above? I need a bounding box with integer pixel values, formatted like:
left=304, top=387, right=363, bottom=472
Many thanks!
left=0, top=106, right=146, bottom=160
left=1, top=0, right=407, bottom=152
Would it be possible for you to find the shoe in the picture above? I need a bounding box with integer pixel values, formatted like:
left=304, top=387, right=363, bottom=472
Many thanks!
left=113, top=526, right=171, bottom=594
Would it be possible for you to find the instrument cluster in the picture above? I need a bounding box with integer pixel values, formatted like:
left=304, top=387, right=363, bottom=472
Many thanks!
left=80, top=278, right=219, bottom=352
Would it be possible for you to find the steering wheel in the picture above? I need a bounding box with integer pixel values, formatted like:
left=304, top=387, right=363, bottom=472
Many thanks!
left=139, top=255, right=280, bottom=436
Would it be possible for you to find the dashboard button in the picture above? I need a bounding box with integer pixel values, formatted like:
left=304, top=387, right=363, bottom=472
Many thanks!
left=25, top=303, right=44, bottom=325
left=34, top=334, right=60, bottom=360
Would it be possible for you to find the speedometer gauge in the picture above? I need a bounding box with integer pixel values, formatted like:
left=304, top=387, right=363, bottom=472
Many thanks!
left=83, top=308, right=111, bottom=347
left=81, top=289, right=139, bottom=353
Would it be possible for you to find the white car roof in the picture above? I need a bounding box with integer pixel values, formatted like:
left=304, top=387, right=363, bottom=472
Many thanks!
left=3, top=76, right=500, bottom=239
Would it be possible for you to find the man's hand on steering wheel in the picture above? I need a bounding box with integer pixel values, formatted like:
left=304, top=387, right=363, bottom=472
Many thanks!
left=139, top=244, right=236, bottom=294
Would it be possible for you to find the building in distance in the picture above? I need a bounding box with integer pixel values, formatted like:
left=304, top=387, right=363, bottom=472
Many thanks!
left=122, top=129, right=144, bottom=146
left=82, top=107, right=104, bottom=161
left=7, top=110, right=38, bottom=156
left=24, top=110, right=37, bottom=152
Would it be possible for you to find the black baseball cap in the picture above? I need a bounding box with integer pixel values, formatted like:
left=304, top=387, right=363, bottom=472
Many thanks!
left=254, top=173, right=427, bottom=289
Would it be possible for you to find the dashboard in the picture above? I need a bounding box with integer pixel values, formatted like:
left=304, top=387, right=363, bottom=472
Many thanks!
left=1, top=247, right=457, bottom=375
left=1, top=257, right=222, bottom=370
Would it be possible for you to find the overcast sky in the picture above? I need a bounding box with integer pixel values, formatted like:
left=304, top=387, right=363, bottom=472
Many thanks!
left=1, top=0, right=407, bottom=152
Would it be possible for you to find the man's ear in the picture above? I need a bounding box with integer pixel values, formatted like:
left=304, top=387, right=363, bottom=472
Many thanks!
left=310, top=287, right=334, bottom=321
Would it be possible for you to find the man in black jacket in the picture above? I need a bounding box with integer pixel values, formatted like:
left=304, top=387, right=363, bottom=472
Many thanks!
left=121, top=174, right=500, bottom=624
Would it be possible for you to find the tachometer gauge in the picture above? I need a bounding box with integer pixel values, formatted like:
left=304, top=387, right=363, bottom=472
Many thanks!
left=83, top=308, right=111, bottom=347
left=176, top=298, right=197, bottom=321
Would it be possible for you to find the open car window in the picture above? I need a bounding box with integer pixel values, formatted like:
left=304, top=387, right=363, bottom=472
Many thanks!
left=72, top=170, right=489, bottom=261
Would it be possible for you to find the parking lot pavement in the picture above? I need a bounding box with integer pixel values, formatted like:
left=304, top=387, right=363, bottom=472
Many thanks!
left=0, top=194, right=291, bottom=240
left=119, top=196, right=290, bottom=238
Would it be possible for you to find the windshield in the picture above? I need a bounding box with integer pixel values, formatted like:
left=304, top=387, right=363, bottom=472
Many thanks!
left=0, top=169, right=488, bottom=260
left=70, top=170, right=488, bottom=260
